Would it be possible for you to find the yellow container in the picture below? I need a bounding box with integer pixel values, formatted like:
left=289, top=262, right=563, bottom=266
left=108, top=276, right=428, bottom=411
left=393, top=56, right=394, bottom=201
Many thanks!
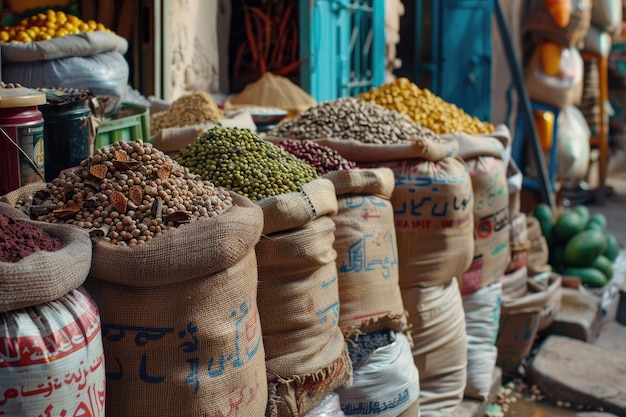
left=533, top=109, right=555, bottom=151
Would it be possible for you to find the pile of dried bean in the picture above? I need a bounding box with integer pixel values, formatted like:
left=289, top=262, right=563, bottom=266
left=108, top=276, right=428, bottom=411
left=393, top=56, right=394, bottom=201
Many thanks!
left=278, top=139, right=356, bottom=175
left=19, top=139, right=233, bottom=246
left=0, top=213, right=63, bottom=262
left=150, top=91, right=224, bottom=136
left=268, top=97, right=439, bottom=144
left=176, top=127, right=318, bottom=202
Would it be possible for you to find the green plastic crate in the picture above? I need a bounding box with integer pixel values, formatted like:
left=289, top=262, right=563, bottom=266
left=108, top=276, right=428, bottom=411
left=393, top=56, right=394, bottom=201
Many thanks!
left=95, top=103, right=150, bottom=150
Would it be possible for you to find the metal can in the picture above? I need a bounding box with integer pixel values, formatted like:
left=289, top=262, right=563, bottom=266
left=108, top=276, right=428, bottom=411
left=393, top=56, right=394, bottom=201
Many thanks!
left=0, top=87, right=47, bottom=195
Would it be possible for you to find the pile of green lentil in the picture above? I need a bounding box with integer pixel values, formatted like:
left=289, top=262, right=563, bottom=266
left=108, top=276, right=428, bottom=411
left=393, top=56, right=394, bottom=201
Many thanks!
left=17, top=139, right=234, bottom=246
left=175, top=127, right=318, bottom=202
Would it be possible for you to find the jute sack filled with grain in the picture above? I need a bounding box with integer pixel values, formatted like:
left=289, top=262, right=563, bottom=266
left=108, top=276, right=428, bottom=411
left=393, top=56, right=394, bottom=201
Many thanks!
left=458, top=155, right=510, bottom=295
left=0, top=201, right=92, bottom=313
left=401, top=278, right=467, bottom=417
left=256, top=179, right=353, bottom=417
left=324, top=168, right=408, bottom=335
left=84, top=193, right=268, bottom=417
left=361, top=156, right=475, bottom=288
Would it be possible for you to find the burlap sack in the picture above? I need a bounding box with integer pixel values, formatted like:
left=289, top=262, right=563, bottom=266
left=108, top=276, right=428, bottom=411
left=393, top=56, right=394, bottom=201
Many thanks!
left=496, top=277, right=558, bottom=374
left=84, top=193, right=268, bottom=417
left=0, top=287, right=106, bottom=416
left=263, top=132, right=459, bottom=163
left=256, top=179, right=352, bottom=417
left=360, top=157, right=475, bottom=288
left=440, top=124, right=511, bottom=162
left=523, top=0, right=592, bottom=48
left=0, top=203, right=92, bottom=313
left=402, top=278, right=467, bottom=417
left=324, top=168, right=408, bottom=335
left=502, top=266, right=529, bottom=299
left=459, top=156, right=510, bottom=295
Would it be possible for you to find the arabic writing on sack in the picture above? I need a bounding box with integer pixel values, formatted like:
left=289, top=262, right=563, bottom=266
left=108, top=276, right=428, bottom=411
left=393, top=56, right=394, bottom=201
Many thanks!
left=0, top=353, right=106, bottom=417
left=315, top=276, right=340, bottom=327
left=0, top=308, right=101, bottom=367
left=473, top=169, right=506, bottom=212
left=341, top=388, right=410, bottom=415
left=383, top=161, right=473, bottom=229
left=475, top=207, right=509, bottom=240
left=339, top=232, right=398, bottom=279
left=102, top=300, right=262, bottom=390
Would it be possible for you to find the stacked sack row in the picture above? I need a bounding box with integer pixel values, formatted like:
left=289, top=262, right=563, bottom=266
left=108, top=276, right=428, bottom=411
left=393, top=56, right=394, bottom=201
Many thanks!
left=2, top=77, right=537, bottom=417
left=496, top=169, right=563, bottom=376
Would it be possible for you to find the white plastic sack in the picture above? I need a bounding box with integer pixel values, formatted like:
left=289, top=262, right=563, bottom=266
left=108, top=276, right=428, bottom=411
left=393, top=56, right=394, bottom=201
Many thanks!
left=556, top=105, right=591, bottom=182
left=462, top=281, right=502, bottom=401
left=0, top=31, right=128, bottom=62
left=336, top=332, right=420, bottom=417
left=303, top=393, right=346, bottom=417
left=3, top=51, right=129, bottom=114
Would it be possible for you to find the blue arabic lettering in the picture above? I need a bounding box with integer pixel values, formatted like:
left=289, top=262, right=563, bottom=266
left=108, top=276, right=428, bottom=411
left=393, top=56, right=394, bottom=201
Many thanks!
left=139, top=353, right=165, bottom=383
left=183, top=357, right=200, bottom=393
left=178, top=322, right=199, bottom=353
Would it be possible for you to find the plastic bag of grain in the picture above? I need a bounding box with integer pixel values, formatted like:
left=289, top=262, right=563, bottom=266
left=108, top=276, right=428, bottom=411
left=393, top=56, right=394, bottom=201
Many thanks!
left=401, top=278, right=467, bottom=417
left=462, top=281, right=502, bottom=401
left=257, top=179, right=352, bottom=417
left=324, top=168, right=408, bottom=335
left=335, top=331, right=420, bottom=417
left=0, top=288, right=106, bottom=417
left=0, top=205, right=104, bottom=416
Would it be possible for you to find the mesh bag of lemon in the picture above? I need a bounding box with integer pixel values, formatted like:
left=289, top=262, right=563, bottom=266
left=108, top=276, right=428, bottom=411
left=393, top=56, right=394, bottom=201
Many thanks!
left=0, top=9, right=129, bottom=113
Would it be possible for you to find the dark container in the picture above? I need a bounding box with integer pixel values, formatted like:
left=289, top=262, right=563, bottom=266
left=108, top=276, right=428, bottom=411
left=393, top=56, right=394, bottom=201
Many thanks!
left=40, top=96, right=92, bottom=182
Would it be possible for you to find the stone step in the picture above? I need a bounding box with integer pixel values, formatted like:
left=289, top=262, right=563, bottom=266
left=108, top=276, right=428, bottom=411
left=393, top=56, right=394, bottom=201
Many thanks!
left=594, top=321, right=626, bottom=352
left=542, top=287, right=602, bottom=343
left=528, top=335, right=626, bottom=416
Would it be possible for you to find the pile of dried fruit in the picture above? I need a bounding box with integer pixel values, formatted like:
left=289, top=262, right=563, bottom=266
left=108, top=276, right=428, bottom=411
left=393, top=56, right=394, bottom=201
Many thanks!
left=0, top=213, right=63, bottom=262
left=0, top=9, right=114, bottom=43
left=268, top=97, right=438, bottom=144
left=358, top=77, right=495, bottom=135
left=278, top=140, right=356, bottom=175
left=150, top=91, right=225, bottom=136
left=176, top=127, right=318, bottom=202
left=20, top=139, right=233, bottom=246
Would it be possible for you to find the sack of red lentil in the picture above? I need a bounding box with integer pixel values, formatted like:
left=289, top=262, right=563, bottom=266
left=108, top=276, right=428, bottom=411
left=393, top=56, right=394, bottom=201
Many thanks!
left=0, top=287, right=106, bottom=417
left=401, top=278, right=467, bottom=416
left=324, top=168, right=408, bottom=335
left=84, top=192, right=268, bottom=417
left=256, top=179, right=352, bottom=417
left=0, top=203, right=92, bottom=312
left=360, top=156, right=475, bottom=288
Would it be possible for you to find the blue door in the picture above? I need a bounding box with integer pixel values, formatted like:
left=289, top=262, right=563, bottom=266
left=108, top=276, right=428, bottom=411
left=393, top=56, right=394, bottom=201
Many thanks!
left=300, top=0, right=385, bottom=102
left=438, top=0, right=493, bottom=121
